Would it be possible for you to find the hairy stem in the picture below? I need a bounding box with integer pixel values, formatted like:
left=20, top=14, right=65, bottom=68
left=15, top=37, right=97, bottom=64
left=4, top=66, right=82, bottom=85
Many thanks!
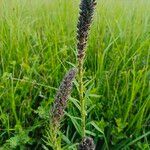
left=51, top=125, right=61, bottom=150
left=79, top=59, right=86, bottom=137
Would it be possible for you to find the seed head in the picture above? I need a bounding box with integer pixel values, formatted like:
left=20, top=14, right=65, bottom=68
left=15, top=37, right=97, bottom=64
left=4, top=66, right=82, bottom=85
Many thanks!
left=51, top=68, right=77, bottom=125
left=78, top=137, right=95, bottom=150
left=77, top=0, right=97, bottom=60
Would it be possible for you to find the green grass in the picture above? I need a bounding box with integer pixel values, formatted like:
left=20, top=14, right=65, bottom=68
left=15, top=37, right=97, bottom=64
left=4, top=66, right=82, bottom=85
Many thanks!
left=0, top=0, right=150, bottom=149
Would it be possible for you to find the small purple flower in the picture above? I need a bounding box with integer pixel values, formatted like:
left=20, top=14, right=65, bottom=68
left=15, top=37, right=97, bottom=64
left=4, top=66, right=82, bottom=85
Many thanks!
left=78, top=137, right=95, bottom=150
left=51, top=68, right=77, bottom=125
left=77, top=0, right=97, bottom=60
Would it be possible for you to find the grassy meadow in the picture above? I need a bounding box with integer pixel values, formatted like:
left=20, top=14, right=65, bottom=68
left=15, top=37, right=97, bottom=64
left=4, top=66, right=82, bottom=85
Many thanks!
left=0, top=0, right=150, bottom=149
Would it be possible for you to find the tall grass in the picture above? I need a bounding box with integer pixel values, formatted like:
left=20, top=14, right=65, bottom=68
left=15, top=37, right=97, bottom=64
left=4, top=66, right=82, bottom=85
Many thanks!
left=0, top=0, right=150, bottom=149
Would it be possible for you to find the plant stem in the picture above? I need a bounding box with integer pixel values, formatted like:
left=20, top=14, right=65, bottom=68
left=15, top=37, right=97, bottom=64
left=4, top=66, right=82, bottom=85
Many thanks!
left=52, top=131, right=60, bottom=150
left=49, top=125, right=61, bottom=150
left=79, top=58, right=85, bottom=137
left=76, top=0, right=96, bottom=138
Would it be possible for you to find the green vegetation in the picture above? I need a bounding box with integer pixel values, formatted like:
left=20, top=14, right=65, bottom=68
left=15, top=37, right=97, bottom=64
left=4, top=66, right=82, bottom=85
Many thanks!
left=0, top=0, right=150, bottom=149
